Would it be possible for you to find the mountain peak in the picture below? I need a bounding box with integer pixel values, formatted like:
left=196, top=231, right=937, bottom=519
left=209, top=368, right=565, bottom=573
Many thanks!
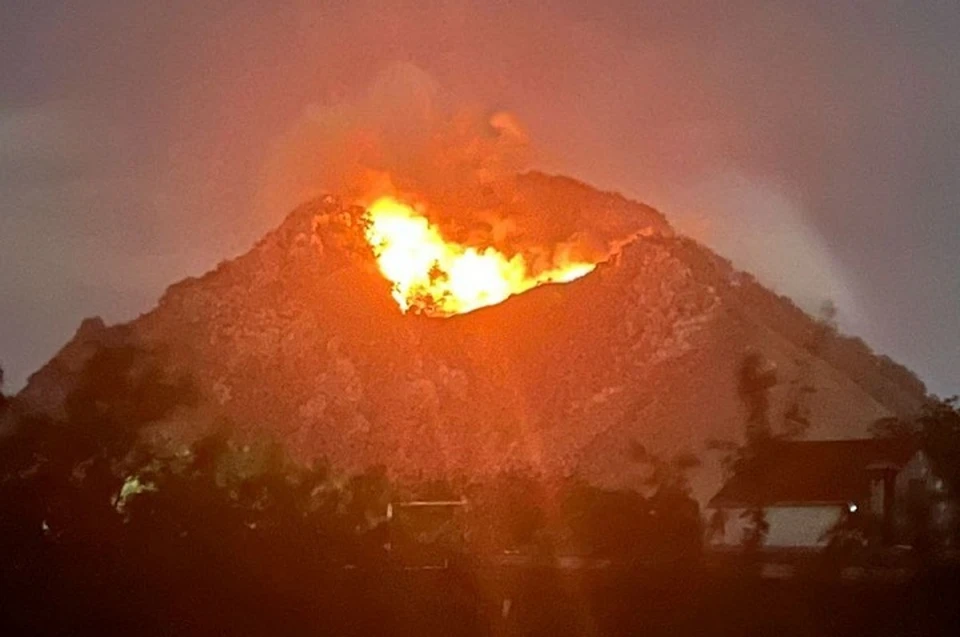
left=16, top=174, right=926, bottom=502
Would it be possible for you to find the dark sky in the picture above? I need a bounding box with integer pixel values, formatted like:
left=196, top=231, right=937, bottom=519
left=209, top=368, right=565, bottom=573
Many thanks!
left=1, top=0, right=957, bottom=396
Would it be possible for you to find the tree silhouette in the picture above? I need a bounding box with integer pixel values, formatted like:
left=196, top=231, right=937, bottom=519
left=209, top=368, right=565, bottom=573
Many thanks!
left=737, top=350, right=777, bottom=445
left=707, top=350, right=779, bottom=556
left=918, top=397, right=960, bottom=497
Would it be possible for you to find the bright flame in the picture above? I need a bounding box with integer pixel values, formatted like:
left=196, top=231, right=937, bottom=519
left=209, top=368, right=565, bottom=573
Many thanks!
left=363, top=196, right=596, bottom=315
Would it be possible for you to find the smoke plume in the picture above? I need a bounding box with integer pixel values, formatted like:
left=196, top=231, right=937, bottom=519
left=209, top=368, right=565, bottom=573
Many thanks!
left=257, top=63, right=638, bottom=276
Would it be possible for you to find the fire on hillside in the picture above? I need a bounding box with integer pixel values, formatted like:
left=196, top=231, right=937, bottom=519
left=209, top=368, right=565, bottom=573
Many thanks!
left=363, top=195, right=598, bottom=315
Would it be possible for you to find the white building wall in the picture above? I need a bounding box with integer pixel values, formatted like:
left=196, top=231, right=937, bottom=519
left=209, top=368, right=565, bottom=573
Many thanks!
left=710, top=505, right=844, bottom=548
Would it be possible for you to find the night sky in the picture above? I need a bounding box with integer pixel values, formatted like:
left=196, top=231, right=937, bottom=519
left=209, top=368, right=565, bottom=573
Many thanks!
left=1, top=1, right=957, bottom=396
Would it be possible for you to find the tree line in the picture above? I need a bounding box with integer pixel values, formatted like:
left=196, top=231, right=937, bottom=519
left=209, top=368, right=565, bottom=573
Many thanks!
left=0, top=347, right=702, bottom=635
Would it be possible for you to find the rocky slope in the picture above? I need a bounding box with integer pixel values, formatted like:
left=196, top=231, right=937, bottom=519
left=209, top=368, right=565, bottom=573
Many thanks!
left=16, top=173, right=928, bottom=502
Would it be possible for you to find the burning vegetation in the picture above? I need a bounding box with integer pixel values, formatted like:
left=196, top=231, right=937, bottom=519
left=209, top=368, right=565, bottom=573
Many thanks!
left=363, top=195, right=598, bottom=315
left=259, top=74, right=652, bottom=315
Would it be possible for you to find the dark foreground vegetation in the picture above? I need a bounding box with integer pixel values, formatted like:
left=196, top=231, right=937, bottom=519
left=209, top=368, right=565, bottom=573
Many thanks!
left=2, top=541, right=958, bottom=636
left=1, top=348, right=958, bottom=636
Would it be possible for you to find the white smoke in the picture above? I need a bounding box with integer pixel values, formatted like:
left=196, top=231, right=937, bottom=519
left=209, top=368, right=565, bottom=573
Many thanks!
left=255, top=62, right=531, bottom=219
left=663, top=170, right=865, bottom=334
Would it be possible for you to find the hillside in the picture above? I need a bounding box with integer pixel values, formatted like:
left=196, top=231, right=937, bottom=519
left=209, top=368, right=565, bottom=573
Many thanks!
left=15, top=173, right=928, bottom=502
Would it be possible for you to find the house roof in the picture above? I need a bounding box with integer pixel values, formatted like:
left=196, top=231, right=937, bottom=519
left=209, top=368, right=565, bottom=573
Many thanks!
left=709, top=438, right=917, bottom=507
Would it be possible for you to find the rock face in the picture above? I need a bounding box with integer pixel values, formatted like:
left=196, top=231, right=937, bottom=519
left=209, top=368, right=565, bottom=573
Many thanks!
left=16, top=173, right=928, bottom=502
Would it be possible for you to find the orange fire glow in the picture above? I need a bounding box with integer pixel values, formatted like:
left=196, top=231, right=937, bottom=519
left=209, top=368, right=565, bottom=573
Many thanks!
left=363, top=196, right=596, bottom=315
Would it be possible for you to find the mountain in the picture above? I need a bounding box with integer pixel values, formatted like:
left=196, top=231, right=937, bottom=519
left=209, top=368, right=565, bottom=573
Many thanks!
left=15, top=172, right=928, bottom=502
